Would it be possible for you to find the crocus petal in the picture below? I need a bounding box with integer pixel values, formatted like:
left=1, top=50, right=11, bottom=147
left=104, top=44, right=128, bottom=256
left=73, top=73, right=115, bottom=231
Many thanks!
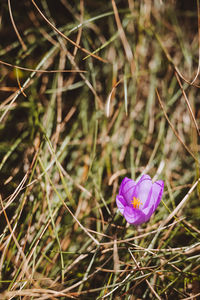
left=119, top=177, right=130, bottom=194
left=151, top=180, right=164, bottom=210
left=141, top=204, right=155, bottom=222
left=119, top=177, right=136, bottom=206
left=140, top=180, right=164, bottom=221
left=134, top=175, right=152, bottom=207
left=123, top=206, right=144, bottom=225
left=116, top=195, right=126, bottom=214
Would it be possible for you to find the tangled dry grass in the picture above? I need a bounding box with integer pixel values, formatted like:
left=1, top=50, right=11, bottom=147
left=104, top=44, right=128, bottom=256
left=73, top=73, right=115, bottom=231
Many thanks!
left=0, top=0, right=200, bottom=299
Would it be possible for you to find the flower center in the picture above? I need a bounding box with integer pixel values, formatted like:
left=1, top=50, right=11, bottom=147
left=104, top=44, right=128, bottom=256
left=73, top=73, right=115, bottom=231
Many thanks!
left=131, top=196, right=142, bottom=209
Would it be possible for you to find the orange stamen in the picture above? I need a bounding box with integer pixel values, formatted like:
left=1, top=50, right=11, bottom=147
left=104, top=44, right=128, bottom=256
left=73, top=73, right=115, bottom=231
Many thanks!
left=131, top=197, right=142, bottom=209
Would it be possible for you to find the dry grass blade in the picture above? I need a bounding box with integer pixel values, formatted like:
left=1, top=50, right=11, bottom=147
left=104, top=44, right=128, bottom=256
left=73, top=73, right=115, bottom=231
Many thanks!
left=128, top=248, right=162, bottom=300
left=7, top=0, right=27, bottom=51
left=191, top=0, right=200, bottom=84
left=156, top=88, right=198, bottom=163
left=106, top=78, right=123, bottom=117
left=31, top=0, right=108, bottom=63
left=0, top=195, right=31, bottom=283
left=162, top=178, right=200, bottom=226
left=111, top=0, right=135, bottom=75
left=175, top=72, right=200, bottom=135
left=0, top=59, right=86, bottom=73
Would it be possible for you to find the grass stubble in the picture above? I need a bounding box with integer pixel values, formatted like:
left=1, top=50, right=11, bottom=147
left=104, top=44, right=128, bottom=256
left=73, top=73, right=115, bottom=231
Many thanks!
left=0, top=0, right=200, bottom=299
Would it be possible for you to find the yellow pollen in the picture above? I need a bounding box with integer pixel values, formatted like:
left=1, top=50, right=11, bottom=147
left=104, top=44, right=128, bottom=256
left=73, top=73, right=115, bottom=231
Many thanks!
left=131, top=197, right=142, bottom=209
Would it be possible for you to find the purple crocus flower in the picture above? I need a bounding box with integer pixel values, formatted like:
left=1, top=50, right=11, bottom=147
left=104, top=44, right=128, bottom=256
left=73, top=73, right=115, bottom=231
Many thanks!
left=116, top=174, right=164, bottom=225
